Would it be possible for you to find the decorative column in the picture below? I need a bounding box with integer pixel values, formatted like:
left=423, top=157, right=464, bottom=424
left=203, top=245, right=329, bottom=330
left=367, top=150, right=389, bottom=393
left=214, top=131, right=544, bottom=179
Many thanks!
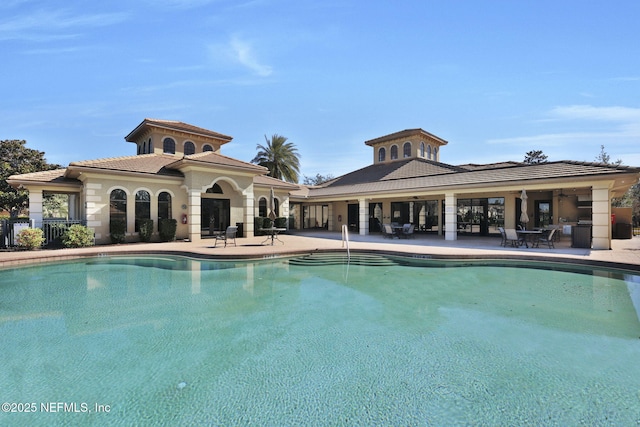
left=444, top=193, right=457, bottom=241
left=187, top=189, right=201, bottom=243
left=243, top=188, right=255, bottom=238
left=591, top=184, right=611, bottom=250
left=359, top=198, right=369, bottom=235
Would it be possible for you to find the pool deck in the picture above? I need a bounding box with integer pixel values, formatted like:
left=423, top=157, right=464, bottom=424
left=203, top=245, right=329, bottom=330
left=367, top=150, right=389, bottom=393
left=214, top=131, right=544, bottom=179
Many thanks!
left=2, top=231, right=640, bottom=271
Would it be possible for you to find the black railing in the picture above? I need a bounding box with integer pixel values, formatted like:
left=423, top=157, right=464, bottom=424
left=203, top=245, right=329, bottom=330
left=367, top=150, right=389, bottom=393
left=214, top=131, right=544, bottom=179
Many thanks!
left=1, top=219, right=87, bottom=248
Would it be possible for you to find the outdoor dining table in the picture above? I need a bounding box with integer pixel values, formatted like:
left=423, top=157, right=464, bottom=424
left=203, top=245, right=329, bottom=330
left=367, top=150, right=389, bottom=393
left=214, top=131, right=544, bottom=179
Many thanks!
left=516, top=230, right=543, bottom=248
left=260, top=227, right=287, bottom=245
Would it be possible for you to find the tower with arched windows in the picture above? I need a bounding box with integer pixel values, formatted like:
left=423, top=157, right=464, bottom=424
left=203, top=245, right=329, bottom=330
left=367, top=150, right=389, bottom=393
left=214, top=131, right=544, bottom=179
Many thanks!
left=125, top=118, right=233, bottom=156
left=365, top=128, right=448, bottom=164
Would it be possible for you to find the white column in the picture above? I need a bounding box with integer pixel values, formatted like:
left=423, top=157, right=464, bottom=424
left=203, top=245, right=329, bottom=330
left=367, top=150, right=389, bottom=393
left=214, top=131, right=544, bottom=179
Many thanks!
left=187, top=190, right=201, bottom=242
left=68, top=194, right=77, bottom=220
left=29, top=189, right=44, bottom=228
left=444, top=193, right=457, bottom=241
left=243, top=188, right=255, bottom=238
left=591, top=184, right=611, bottom=250
left=359, top=198, right=369, bottom=235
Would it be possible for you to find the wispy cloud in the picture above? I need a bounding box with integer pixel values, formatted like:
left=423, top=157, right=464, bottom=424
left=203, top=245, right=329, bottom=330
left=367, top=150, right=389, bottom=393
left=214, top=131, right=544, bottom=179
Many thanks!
left=549, top=104, right=640, bottom=122
left=209, top=35, right=273, bottom=77
left=484, top=104, right=640, bottom=164
left=0, top=8, right=129, bottom=42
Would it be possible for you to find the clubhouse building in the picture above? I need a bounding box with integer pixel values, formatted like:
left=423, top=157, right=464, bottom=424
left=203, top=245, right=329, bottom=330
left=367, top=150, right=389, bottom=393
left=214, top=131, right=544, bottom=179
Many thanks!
left=8, top=119, right=640, bottom=250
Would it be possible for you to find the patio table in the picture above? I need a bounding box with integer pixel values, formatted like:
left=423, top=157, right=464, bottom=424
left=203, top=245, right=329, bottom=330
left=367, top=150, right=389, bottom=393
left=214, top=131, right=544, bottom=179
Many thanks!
left=260, top=227, right=287, bottom=245
left=517, top=230, right=543, bottom=248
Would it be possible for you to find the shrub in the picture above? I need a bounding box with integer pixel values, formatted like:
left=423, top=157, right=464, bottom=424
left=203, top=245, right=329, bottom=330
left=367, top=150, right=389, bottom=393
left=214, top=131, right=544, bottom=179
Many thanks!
left=159, top=218, right=177, bottom=242
left=110, top=219, right=126, bottom=244
left=62, top=224, right=95, bottom=248
left=254, top=217, right=273, bottom=235
left=16, top=228, right=45, bottom=250
left=138, top=219, right=154, bottom=242
left=274, top=217, right=287, bottom=229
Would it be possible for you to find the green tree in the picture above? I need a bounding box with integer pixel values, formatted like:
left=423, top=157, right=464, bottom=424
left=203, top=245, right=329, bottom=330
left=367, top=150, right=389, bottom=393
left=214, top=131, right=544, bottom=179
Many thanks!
left=523, top=150, right=548, bottom=164
left=251, top=134, right=300, bottom=183
left=303, top=173, right=335, bottom=186
left=0, top=140, right=60, bottom=217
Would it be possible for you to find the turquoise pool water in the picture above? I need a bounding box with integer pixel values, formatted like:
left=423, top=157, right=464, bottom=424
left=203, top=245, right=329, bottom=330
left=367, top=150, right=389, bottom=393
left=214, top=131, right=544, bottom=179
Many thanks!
left=1, top=254, right=639, bottom=426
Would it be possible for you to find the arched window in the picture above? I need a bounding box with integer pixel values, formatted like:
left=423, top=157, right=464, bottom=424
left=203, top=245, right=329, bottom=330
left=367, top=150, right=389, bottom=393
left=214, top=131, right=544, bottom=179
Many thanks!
left=135, top=190, right=150, bottom=232
left=148, top=138, right=153, bottom=154
left=403, top=142, right=411, bottom=158
left=163, top=137, right=176, bottom=154
left=259, top=198, right=267, bottom=217
left=203, top=144, right=213, bottom=152
left=206, top=183, right=223, bottom=194
left=427, top=145, right=432, bottom=159
left=110, top=189, right=127, bottom=228
left=420, top=142, right=425, bottom=157
left=433, top=147, right=438, bottom=161
left=274, top=198, right=280, bottom=216
left=390, top=145, right=398, bottom=160
left=137, top=143, right=142, bottom=155
left=378, top=147, right=386, bottom=162
left=158, top=192, right=172, bottom=220
left=184, top=141, right=195, bottom=155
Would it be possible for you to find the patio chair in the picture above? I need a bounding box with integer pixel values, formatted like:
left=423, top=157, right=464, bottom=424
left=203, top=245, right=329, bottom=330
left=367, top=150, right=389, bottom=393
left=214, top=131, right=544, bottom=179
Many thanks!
left=498, top=227, right=507, bottom=246
left=401, top=223, right=415, bottom=239
left=504, top=228, right=523, bottom=247
left=533, top=228, right=556, bottom=249
left=214, top=226, right=237, bottom=247
left=382, top=224, right=396, bottom=239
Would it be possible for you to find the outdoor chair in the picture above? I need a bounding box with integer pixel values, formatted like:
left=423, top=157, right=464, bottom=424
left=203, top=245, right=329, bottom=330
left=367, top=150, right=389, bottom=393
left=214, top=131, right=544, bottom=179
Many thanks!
left=504, top=228, right=524, bottom=247
left=401, top=223, right=415, bottom=239
left=533, top=228, right=556, bottom=249
left=498, top=227, right=507, bottom=246
left=382, top=224, right=396, bottom=239
left=214, top=226, right=237, bottom=247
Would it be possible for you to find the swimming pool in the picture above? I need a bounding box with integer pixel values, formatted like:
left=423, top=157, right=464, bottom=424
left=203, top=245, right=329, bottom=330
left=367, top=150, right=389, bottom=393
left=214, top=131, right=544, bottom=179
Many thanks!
left=1, top=253, right=639, bottom=425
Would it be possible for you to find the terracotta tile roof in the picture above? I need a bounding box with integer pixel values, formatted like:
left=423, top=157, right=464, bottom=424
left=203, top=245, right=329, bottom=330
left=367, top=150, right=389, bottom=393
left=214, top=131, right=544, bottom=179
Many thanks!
left=303, top=160, right=640, bottom=198
left=168, top=151, right=268, bottom=173
left=364, top=128, right=448, bottom=146
left=325, top=158, right=462, bottom=187
left=69, top=154, right=184, bottom=177
left=125, top=118, right=233, bottom=142
left=253, top=174, right=301, bottom=189
left=7, top=168, right=80, bottom=187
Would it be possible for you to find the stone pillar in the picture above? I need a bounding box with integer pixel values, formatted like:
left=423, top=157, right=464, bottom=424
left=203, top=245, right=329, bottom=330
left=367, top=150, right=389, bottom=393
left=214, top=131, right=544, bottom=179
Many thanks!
left=359, top=198, right=369, bottom=235
left=187, top=190, right=201, bottom=243
left=591, top=184, right=611, bottom=250
left=444, top=193, right=457, bottom=241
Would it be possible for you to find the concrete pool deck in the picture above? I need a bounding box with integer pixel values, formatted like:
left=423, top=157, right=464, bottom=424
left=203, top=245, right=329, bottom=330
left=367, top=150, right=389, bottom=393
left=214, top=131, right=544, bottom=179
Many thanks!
left=2, top=231, right=640, bottom=271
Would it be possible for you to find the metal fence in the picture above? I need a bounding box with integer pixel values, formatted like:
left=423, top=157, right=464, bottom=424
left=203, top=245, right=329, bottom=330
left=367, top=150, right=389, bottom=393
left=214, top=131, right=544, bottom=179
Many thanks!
left=1, top=219, right=86, bottom=248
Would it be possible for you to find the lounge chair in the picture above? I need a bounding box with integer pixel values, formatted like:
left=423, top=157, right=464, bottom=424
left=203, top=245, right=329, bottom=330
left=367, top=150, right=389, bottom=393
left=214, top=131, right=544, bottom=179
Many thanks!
left=214, top=226, right=237, bottom=247
left=533, top=228, right=556, bottom=249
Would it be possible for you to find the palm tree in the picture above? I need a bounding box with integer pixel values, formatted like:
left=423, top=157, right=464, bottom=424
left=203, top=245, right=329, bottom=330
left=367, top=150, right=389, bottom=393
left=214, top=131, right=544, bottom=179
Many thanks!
left=251, top=134, right=300, bottom=183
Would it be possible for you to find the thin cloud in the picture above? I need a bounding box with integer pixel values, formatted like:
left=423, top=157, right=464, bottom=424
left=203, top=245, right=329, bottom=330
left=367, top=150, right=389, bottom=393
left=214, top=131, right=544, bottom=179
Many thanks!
left=209, top=35, right=273, bottom=77
left=0, top=8, right=129, bottom=41
left=549, top=104, right=640, bottom=122
left=488, top=104, right=640, bottom=147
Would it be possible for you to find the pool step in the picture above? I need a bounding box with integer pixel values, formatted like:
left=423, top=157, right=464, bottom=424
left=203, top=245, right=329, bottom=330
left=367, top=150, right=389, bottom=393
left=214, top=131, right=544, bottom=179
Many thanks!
left=289, top=253, right=398, bottom=267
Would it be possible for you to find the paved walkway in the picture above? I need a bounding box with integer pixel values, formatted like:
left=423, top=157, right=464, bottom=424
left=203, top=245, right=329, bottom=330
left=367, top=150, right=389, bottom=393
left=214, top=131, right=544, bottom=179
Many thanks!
left=2, top=231, right=639, bottom=271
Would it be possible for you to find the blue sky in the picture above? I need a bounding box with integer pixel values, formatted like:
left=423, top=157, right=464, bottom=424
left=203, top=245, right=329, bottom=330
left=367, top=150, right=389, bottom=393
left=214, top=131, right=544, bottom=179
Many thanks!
left=2, top=0, right=640, bottom=180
